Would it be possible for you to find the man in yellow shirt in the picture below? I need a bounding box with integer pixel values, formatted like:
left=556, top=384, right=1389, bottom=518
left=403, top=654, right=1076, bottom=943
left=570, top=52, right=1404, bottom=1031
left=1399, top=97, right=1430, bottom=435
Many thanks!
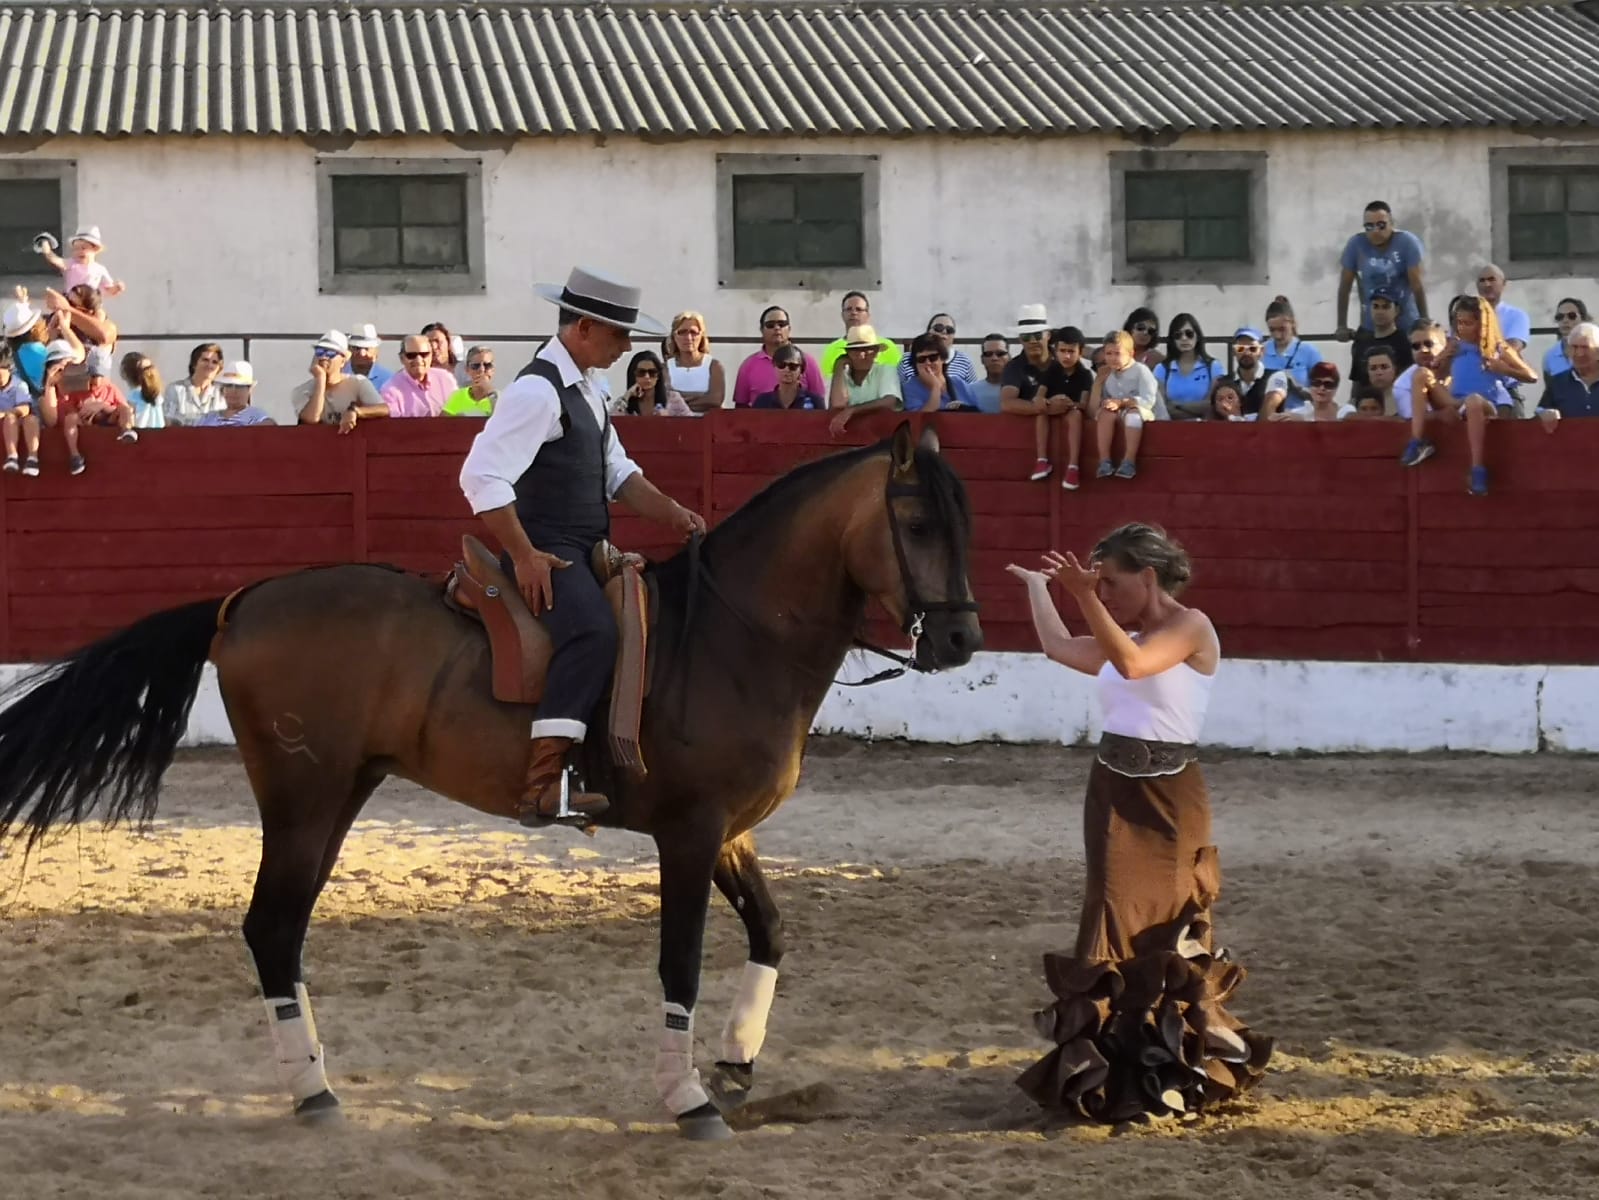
left=819, top=292, right=902, bottom=379
left=444, top=345, right=497, bottom=416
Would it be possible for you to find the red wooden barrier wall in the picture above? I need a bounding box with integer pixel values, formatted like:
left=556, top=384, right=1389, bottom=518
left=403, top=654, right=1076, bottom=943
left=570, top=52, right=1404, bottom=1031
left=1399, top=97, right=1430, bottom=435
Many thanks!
left=5, top=412, right=1599, bottom=665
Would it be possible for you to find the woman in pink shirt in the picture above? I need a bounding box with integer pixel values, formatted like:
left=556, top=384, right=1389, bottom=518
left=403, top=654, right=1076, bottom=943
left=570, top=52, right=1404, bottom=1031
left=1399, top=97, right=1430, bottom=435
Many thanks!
left=731, top=305, right=825, bottom=406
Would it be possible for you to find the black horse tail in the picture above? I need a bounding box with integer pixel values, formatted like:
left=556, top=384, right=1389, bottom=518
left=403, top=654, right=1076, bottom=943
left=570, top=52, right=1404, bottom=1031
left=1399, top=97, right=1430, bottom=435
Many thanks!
left=0, top=597, right=224, bottom=851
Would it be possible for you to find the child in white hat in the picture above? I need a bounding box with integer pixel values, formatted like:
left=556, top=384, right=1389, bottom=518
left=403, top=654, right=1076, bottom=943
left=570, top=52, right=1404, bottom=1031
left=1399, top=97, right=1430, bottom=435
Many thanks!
left=36, top=226, right=126, bottom=298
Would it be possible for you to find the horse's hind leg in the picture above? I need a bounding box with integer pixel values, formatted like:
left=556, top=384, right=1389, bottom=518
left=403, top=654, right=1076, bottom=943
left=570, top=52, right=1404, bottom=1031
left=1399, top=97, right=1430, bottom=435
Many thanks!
left=242, top=763, right=383, bottom=1121
left=709, top=834, right=783, bottom=1109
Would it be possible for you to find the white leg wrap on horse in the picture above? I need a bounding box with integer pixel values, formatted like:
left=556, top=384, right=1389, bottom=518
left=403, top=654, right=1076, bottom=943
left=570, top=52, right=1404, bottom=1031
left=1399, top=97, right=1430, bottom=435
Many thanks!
left=653, top=1003, right=710, bottom=1115
left=1122, top=411, right=1144, bottom=429
left=263, top=984, right=330, bottom=1103
left=721, top=962, right=779, bottom=1063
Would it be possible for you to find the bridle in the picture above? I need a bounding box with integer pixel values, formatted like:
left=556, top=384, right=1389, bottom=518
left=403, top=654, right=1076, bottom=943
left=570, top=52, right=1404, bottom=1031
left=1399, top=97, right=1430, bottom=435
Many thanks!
left=682, top=466, right=979, bottom=689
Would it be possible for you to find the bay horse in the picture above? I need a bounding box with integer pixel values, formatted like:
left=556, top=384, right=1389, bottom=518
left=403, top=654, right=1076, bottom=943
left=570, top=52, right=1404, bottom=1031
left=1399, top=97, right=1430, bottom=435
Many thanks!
left=0, top=421, right=980, bottom=1140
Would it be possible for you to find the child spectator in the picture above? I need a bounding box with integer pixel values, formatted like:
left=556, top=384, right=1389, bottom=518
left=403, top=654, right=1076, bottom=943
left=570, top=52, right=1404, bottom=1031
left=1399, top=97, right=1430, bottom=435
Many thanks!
left=1208, top=376, right=1250, bottom=422
left=1154, top=313, right=1219, bottom=420
left=612, top=350, right=693, bottom=417
left=752, top=344, right=825, bottom=410
left=1349, top=385, right=1389, bottom=419
left=0, top=345, right=41, bottom=475
left=45, top=339, right=136, bottom=475
left=2, top=291, right=50, bottom=395
left=1092, top=329, right=1162, bottom=479
left=119, top=351, right=166, bottom=428
left=445, top=346, right=497, bottom=416
left=197, top=362, right=275, bottom=426
left=1044, top=326, right=1094, bottom=490
left=36, top=227, right=126, bottom=298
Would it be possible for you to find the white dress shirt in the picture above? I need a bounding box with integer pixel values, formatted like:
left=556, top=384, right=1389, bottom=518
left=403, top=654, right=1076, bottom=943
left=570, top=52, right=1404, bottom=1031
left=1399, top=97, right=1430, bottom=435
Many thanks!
left=459, top=337, right=642, bottom=515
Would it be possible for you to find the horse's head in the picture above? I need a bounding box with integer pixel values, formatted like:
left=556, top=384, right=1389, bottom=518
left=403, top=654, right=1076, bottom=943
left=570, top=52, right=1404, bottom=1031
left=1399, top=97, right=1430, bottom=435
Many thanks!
left=844, top=422, right=983, bottom=670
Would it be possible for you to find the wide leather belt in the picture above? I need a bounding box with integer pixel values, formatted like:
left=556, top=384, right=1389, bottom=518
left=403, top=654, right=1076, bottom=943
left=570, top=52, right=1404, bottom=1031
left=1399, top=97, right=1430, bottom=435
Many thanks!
left=1096, top=732, right=1198, bottom=778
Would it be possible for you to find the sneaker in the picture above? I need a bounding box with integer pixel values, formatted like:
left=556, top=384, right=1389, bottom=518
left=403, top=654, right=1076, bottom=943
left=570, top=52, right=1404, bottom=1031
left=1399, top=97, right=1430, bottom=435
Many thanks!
left=1468, top=465, right=1489, bottom=497
left=1115, top=460, right=1138, bottom=480
left=21, top=455, right=38, bottom=477
left=68, top=454, right=85, bottom=476
left=1095, top=460, right=1115, bottom=480
left=117, top=429, right=139, bottom=444
left=1062, top=464, right=1081, bottom=491
left=2, top=456, right=16, bottom=474
left=1029, top=458, right=1052, bottom=482
left=1399, top=438, right=1435, bottom=467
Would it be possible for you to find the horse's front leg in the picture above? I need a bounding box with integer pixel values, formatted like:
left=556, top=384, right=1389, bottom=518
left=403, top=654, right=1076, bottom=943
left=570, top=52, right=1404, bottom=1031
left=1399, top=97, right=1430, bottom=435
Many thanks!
left=654, top=819, right=733, bottom=1140
left=709, top=833, right=782, bottom=1109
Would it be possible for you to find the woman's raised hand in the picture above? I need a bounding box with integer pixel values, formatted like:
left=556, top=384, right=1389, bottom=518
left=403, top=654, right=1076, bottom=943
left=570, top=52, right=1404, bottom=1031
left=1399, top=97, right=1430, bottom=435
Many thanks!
left=1007, top=549, right=1081, bottom=587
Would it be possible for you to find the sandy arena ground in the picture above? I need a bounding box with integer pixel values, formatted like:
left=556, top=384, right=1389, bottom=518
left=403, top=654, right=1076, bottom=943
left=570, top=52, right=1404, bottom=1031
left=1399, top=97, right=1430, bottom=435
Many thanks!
left=2, top=740, right=1598, bottom=1199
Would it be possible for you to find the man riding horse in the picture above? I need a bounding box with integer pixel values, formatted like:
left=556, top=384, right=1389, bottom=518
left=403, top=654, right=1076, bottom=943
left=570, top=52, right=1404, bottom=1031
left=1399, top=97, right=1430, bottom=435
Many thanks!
left=458, top=267, right=706, bottom=824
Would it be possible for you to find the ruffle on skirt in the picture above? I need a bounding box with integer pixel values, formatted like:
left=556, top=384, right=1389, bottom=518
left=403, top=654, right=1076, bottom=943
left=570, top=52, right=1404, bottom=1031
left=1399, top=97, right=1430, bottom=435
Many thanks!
left=1016, top=903, right=1273, bottom=1123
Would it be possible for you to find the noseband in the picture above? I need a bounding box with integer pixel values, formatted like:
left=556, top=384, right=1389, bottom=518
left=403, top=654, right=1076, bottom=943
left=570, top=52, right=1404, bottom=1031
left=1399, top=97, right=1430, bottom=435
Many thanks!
left=883, top=478, right=980, bottom=665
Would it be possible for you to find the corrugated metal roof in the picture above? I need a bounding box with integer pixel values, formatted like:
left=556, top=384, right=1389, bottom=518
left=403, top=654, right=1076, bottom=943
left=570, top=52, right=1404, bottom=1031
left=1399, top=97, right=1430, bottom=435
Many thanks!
left=0, top=1, right=1595, bottom=138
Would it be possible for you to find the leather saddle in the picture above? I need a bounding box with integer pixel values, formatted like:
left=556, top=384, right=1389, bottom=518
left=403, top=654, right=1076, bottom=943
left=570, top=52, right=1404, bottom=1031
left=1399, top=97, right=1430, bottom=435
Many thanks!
left=446, top=535, right=652, bottom=776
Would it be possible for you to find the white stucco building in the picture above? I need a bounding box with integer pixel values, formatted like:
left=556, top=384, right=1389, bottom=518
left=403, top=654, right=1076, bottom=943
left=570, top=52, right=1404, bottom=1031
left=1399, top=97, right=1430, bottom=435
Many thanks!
left=0, top=0, right=1595, bottom=422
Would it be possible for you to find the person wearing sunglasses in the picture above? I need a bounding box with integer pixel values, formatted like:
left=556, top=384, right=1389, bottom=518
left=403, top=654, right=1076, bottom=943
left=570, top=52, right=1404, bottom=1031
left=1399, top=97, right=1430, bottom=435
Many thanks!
left=1285, top=362, right=1354, bottom=422
left=897, top=313, right=977, bottom=390
left=751, top=344, right=825, bottom=410
left=294, top=330, right=385, bottom=433
left=1154, top=313, right=1218, bottom=421
left=380, top=334, right=456, bottom=419
left=732, top=305, right=824, bottom=407
left=613, top=350, right=692, bottom=417
left=1542, top=298, right=1588, bottom=381
left=445, top=346, right=500, bottom=417
left=1336, top=200, right=1428, bottom=340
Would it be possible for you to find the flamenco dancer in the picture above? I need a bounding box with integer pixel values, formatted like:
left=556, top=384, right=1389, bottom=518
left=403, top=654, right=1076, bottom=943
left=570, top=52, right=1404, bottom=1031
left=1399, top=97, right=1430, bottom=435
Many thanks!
left=1007, top=524, right=1272, bottom=1122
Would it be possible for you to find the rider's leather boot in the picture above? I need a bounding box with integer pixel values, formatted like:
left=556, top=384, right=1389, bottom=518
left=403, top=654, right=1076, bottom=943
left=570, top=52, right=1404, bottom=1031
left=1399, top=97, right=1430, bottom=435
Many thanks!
left=518, top=736, right=609, bottom=826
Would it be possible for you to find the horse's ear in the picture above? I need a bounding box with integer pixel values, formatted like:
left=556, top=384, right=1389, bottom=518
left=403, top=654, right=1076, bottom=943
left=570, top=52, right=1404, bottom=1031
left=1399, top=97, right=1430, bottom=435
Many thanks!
left=918, top=425, right=941, bottom=456
left=890, top=420, right=917, bottom=479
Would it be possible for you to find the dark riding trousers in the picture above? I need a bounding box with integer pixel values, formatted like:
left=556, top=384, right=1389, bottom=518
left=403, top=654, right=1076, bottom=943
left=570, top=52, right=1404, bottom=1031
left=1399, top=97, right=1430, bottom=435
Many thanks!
left=509, top=355, right=618, bottom=736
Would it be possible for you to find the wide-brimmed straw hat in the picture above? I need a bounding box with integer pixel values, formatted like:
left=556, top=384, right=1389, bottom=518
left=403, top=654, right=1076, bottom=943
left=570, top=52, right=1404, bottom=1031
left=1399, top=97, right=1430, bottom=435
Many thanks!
left=844, top=323, right=888, bottom=351
left=533, top=266, right=666, bottom=336
left=2, top=299, right=41, bottom=339
left=1012, top=304, right=1051, bottom=338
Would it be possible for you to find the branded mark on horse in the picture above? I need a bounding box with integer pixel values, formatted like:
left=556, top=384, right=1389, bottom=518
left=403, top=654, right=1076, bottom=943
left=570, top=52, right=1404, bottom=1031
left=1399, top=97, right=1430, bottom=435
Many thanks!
left=0, top=421, right=981, bottom=1141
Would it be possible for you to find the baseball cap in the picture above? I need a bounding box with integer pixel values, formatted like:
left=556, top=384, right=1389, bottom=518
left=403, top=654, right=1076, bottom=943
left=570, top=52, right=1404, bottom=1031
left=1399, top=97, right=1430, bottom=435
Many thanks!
left=1232, top=327, right=1265, bottom=344
left=1369, top=286, right=1399, bottom=305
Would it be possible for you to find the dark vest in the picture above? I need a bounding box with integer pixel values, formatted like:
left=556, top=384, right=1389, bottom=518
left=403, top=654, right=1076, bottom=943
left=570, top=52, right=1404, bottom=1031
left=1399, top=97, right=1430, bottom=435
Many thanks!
left=511, top=354, right=611, bottom=549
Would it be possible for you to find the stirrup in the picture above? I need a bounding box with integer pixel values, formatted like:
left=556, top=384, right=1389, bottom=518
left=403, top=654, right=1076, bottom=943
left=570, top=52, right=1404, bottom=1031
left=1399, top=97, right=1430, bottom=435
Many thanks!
left=519, top=767, right=608, bottom=829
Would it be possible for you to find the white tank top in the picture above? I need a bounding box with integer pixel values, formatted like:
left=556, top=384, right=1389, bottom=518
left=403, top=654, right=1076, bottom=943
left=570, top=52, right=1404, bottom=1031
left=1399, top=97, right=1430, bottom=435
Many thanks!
left=1097, top=652, right=1216, bottom=744
left=668, top=356, right=715, bottom=396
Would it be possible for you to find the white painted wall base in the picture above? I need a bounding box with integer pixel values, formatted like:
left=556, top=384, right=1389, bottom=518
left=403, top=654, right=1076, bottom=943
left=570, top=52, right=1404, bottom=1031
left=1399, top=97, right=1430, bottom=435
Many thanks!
left=3, top=653, right=1596, bottom=754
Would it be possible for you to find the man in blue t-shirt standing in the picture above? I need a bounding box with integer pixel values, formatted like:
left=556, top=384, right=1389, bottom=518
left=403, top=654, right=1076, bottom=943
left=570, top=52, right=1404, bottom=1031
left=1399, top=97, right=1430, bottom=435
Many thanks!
left=1335, top=200, right=1429, bottom=339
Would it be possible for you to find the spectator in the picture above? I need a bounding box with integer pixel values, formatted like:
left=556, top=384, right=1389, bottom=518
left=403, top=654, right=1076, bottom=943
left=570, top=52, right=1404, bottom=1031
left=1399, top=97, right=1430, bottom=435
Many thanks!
left=36, top=226, right=126, bottom=298
left=1349, top=287, right=1413, bottom=387
left=663, top=310, right=726, bottom=412
left=1337, top=200, right=1427, bottom=337
left=293, top=331, right=384, bottom=432
left=751, top=344, right=825, bottom=410
left=900, top=330, right=980, bottom=415
left=1125, top=307, right=1164, bottom=368
left=196, top=362, right=275, bottom=426
left=972, top=333, right=1009, bottom=414
left=1361, top=346, right=1402, bottom=416
left=1263, top=296, right=1323, bottom=395
left=827, top=324, right=901, bottom=428
left=1475, top=264, right=1530, bottom=352
left=1291, top=362, right=1354, bottom=421
left=999, top=307, right=1057, bottom=479
left=3, top=292, right=50, bottom=394
left=1092, top=330, right=1161, bottom=479
left=1544, top=299, right=1589, bottom=379
left=382, top=335, right=454, bottom=418
left=820, top=292, right=902, bottom=379
left=0, top=344, right=40, bottom=475
left=733, top=305, right=825, bottom=407
left=421, top=322, right=462, bottom=380
left=1044, top=326, right=1094, bottom=490
left=60, top=284, right=118, bottom=353
left=45, top=339, right=136, bottom=475
left=1349, top=385, right=1389, bottom=419
left=1230, top=328, right=1292, bottom=418
left=162, top=342, right=225, bottom=426
left=898, top=312, right=977, bottom=389
left=1208, top=376, right=1249, bottom=422
left=613, top=350, right=692, bottom=417
left=1154, top=313, right=1219, bottom=420
left=348, top=325, right=394, bottom=390
left=119, top=351, right=166, bottom=428
left=1536, top=321, right=1599, bottom=426
left=445, top=345, right=498, bottom=416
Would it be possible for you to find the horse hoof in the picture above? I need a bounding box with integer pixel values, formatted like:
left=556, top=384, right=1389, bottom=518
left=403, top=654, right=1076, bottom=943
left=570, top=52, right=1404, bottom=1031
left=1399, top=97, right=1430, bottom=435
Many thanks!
left=294, top=1089, right=343, bottom=1125
left=676, top=1102, right=734, bottom=1142
left=708, top=1061, right=755, bottom=1110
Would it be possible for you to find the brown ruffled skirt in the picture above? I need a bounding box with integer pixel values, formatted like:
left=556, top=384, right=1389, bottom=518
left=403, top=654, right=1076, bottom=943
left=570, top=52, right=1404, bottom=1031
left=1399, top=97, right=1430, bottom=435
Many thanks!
left=1016, top=759, right=1272, bottom=1122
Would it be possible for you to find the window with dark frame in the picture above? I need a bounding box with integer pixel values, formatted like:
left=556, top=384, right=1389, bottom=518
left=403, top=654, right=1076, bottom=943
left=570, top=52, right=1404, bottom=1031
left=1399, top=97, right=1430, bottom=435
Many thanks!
left=330, top=173, right=469, bottom=274
left=0, top=179, right=62, bottom=275
left=732, top=173, right=864, bottom=272
left=1507, top=165, right=1599, bottom=261
left=1124, top=169, right=1251, bottom=262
